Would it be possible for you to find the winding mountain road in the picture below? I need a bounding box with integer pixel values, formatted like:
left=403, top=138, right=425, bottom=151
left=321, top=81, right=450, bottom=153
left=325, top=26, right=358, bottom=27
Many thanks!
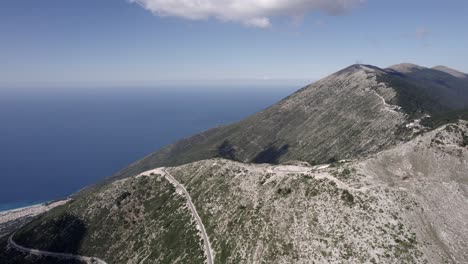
left=8, top=232, right=107, bottom=264
left=161, top=168, right=214, bottom=264
left=7, top=167, right=213, bottom=264
left=370, top=88, right=401, bottom=114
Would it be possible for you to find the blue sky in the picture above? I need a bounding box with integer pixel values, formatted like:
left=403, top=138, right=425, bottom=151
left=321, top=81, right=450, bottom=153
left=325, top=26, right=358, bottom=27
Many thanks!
left=1, top=0, right=467, bottom=87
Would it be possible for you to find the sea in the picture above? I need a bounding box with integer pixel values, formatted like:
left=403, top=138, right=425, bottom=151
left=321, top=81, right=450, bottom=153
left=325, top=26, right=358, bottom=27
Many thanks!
left=0, top=82, right=303, bottom=212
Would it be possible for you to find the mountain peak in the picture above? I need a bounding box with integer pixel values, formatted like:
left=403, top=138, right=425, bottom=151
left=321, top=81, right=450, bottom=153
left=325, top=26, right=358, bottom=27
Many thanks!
left=334, top=64, right=386, bottom=76
left=432, top=65, right=467, bottom=78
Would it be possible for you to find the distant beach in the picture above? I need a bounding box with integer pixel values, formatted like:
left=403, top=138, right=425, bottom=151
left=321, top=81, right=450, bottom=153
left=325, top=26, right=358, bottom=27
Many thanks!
left=0, top=201, right=47, bottom=213
left=0, top=199, right=69, bottom=238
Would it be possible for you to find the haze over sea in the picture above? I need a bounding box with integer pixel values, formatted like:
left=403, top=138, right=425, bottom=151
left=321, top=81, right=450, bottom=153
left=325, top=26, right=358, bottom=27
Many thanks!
left=0, top=82, right=303, bottom=211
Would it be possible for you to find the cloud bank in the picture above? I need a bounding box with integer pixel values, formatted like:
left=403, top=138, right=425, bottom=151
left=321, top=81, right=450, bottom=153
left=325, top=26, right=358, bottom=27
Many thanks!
left=130, top=0, right=366, bottom=28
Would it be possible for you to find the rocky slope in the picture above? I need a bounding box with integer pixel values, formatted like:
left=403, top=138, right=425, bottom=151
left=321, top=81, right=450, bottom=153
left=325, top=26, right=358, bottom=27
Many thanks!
left=360, top=121, right=468, bottom=263
left=3, top=120, right=467, bottom=263
left=1, top=173, right=206, bottom=264
left=109, top=64, right=468, bottom=182
left=166, top=121, right=468, bottom=263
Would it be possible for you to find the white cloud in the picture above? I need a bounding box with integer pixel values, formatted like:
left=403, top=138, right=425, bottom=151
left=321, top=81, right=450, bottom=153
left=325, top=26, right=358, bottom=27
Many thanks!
left=129, top=0, right=366, bottom=28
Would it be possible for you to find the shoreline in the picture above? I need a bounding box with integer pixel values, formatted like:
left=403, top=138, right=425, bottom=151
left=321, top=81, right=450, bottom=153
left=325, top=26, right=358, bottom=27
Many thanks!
left=0, top=199, right=70, bottom=238
left=0, top=202, right=47, bottom=214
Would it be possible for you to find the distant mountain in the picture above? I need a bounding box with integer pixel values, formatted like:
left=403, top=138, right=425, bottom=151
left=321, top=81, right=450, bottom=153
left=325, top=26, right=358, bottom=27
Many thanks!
left=433, top=65, right=468, bottom=79
left=386, top=63, right=468, bottom=109
left=108, top=63, right=468, bottom=181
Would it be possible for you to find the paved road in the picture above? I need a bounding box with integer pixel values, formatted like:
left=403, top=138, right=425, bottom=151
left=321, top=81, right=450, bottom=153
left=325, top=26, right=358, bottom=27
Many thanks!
left=8, top=232, right=107, bottom=264
left=162, top=168, right=214, bottom=264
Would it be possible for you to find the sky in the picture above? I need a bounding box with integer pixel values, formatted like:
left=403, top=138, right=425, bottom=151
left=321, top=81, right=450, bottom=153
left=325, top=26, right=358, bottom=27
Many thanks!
left=1, top=0, right=467, bottom=87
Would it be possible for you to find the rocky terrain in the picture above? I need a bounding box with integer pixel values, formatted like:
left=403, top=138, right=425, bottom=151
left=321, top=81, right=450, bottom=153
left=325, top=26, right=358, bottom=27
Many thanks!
left=1, top=172, right=206, bottom=264
left=108, top=64, right=468, bottom=182
left=165, top=121, right=468, bottom=263
left=1, top=63, right=467, bottom=264
left=2, top=120, right=467, bottom=263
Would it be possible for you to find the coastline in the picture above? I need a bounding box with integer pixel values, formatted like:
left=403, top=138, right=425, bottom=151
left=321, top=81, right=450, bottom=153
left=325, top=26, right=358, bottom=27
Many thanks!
left=0, top=199, right=70, bottom=238
left=0, top=202, right=47, bottom=214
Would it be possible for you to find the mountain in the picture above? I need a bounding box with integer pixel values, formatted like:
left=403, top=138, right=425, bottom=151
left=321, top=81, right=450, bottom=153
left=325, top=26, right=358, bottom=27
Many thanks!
left=2, top=173, right=206, bottom=264
left=2, top=63, right=468, bottom=264
left=108, top=63, right=468, bottom=182
left=432, top=65, right=468, bottom=79
left=386, top=63, right=468, bottom=109
left=2, top=120, right=467, bottom=263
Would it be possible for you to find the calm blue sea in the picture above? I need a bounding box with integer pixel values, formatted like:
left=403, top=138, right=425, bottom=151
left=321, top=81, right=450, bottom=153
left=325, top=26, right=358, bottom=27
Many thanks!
left=0, top=83, right=302, bottom=211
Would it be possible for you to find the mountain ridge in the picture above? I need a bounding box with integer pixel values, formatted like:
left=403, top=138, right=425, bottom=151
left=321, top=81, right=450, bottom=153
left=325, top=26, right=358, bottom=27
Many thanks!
left=432, top=65, right=468, bottom=78
left=385, top=63, right=468, bottom=109
left=105, top=63, right=468, bottom=183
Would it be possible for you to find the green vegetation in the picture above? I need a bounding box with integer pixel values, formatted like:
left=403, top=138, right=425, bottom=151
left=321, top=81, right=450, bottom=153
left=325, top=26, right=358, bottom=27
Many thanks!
left=115, top=191, right=131, bottom=206
left=306, top=186, right=320, bottom=197
left=463, top=134, right=468, bottom=147
left=420, top=108, right=468, bottom=128
left=377, top=73, right=447, bottom=118
left=340, top=190, right=355, bottom=206
left=277, top=187, right=292, bottom=196
left=217, top=140, right=237, bottom=160
left=332, top=167, right=353, bottom=180
left=253, top=144, right=290, bottom=164
left=341, top=168, right=351, bottom=177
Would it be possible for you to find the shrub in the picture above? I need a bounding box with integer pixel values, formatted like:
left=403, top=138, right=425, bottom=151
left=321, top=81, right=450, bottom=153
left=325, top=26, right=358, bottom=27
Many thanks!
left=462, top=134, right=468, bottom=147
left=340, top=168, right=352, bottom=179
left=341, top=190, right=354, bottom=205
left=115, top=191, right=131, bottom=206
left=277, top=188, right=292, bottom=196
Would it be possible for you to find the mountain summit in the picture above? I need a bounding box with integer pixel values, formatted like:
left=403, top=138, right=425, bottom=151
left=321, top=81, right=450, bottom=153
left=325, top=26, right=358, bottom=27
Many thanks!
left=110, top=63, right=468, bottom=181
